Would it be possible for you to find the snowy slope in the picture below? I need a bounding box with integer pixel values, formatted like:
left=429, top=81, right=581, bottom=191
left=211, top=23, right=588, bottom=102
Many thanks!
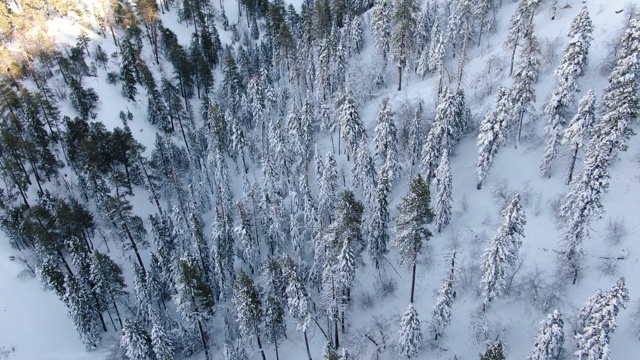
left=1, top=0, right=639, bottom=359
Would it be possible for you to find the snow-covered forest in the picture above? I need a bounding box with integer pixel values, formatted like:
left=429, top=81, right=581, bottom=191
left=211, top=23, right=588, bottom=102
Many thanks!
left=0, top=0, right=639, bottom=359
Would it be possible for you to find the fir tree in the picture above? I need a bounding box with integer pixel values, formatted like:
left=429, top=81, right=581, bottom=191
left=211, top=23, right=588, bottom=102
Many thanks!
left=511, top=22, right=540, bottom=149
left=338, top=91, right=366, bottom=160
left=397, top=303, right=423, bottom=358
left=561, top=90, right=596, bottom=185
left=476, top=87, right=509, bottom=190
left=234, top=269, right=267, bottom=360
left=120, top=318, right=153, bottom=360
left=282, top=254, right=313, bottom=360
left=394, top=175, right=434, bottom=303
left=63, top=274, right=102, bottom=350
left=374, top=97, right=399, bottom=183
left=368, top=167, right=390, bottom=269
left=352, top=138, right=377, bottom=204
left=574, top=278, right=629, bottom=360
left=433, top=151, right=452, bottom=233
left=431, top=252, right=455, bottom=340
left=481, top=341, right=506, bottom=360
left=480, top=193, right=526, bottom=308
left=540, top=6, right=593, bottom=178
left=421, top=88, right=456, bottom=182
left=150, top=310, right=174, bottom=360
left=370, top=0, right=392, bottom=62
left=528, top=310, right=564, bottom=360
left=391, top=0, right=419, bottom=91
left=319, top=152, right=339, bottom=225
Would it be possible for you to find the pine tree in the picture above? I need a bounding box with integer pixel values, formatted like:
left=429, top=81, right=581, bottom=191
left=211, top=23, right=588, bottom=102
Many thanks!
left=339, top=91, right=366, bottom=160
left=431, top=252, right=455, bottom=340
left=481, top=341, right=506, bottom=360
left=540, top=6, right=593, bottom=178
left=480, top=193, right=526, bottom=308
left=504, top=0, right=539, bottom=77
left=391, top=0, right=419, bottom=91
left=561, top=90, right=596, bottom=185
left=528, top=310, right=564, bottom=360
left=374, top=97, right=399, bottom=182
left=397, top=303, right=423, bottom=358
left=323, top=341, right=340, bottom=360
left=421, top=88, right=456, bottom=181
left=352, top=138, right=377, bottom=204
left=150, top=310, right=174, bottom=360
left=90, top=251, right=126, bottom=329
left=368, top=167, right=390, bottom=269
left=574, top=278, right=629, bottom=360
left=476, top=87, right=509, bottom=190
left=282, top=255, right=313, bottom=360
left=319, top=152, right=339, bottom=224
left=234, top=269, right=267, bottom=360
left=120, top=318, right=153, bottom=360
left=394, top=175, right=434, bottom=303
left=370, top=0, right=392, bottom=62
left=63, top=274, right=102, bottom=350
left=433, top=151, right=452, bottom=233
left=511, top=22, right=540, bottom=148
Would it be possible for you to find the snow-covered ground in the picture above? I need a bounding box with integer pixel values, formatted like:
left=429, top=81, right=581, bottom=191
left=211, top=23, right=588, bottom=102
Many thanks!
left=1, top=0, right=640, bottom=359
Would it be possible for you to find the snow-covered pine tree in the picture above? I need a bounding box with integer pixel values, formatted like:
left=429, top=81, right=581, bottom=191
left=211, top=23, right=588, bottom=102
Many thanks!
left=263, top=296, right=286, bottom=360
left=352, top=138, right=378, bottom=204
left=235, top=201, right=260, bottom=274
left=319, top=152, right=339, bottom=225
left=510, top=20, right=540, bottom=149
left=476, top=87, right=509, bottom=190
left=133, top=263, right=152, bottom=325
left=120, top=318, right=153, bottom=360
left=561, top=90, right=596, bottom=185
left=481, top=341, right=506, bottom=360
left=504, top=0, right=539, bottom=76
left=528, top=310, right=564, bottom=360
left=368, top=167, right=390, bottom=269
left=391, top=0, right=419, bottom=91
left=394, top=175, right=434, bottom=303
left=323, top=341, right=340, bottom=360
left=338, top=91, right=366, bottom=161
left=374, top=97, right=398, bottom=174
left=397, top=303, right=423, bottom=358
left=282, top=254, right=313, bottom=360
left=428, top=18, right=446, bottom=92
left=370, top=0, right=392, bottom=62
left=174, top=253, right=214, bottom=359
left=63, top=273, right=102, bottom=350
left=150, top=310, right=174, bottom=360
left=480, top=193, right=525, bottom=308
left=574, top=278, right=629, bottom=360
left=431, top=251, right=455, bottom=340
left=234, top=269, right=267, bottom=360
left=434, top=150, right=452, bottom=233
left=421, top=88, right=456, bottom=182
left=540, top=6, right=593, bottom=178
left=560, top=19, right=640, bottom=284
left=90, top=251, right=126, bottom=329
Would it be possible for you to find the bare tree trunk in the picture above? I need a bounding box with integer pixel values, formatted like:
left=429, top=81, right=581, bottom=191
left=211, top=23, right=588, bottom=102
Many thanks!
left=304, top=331, right=312, bottom=360
left=410, top=260, right=417, bottom=304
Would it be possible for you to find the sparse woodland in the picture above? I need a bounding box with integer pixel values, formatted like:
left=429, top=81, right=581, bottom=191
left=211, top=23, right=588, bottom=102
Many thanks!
left=0, top=0, right=639, bottom=359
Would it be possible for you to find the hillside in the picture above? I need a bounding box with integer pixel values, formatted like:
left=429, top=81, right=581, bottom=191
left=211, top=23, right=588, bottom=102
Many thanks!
left=0, top=0, right=639, bottom=359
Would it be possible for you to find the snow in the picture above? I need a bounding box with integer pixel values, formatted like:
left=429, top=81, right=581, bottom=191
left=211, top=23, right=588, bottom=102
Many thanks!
left=2, top=0, right=640, bottom=359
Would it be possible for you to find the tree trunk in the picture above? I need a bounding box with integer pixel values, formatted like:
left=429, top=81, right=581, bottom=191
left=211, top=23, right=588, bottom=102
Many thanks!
left=117, top=214, right=146, bottom=272
left=256, top=333, right=267, bottom=360
left=397, top=63, right=402, bottom=91
left=410, top=260, right=417, bottom=304
left=334, top=317, right=339, bottom=348
left=566, top=147, right=579, bottom=185
left=197, top=320, right=211, bottom=360
left=112, top=297, right=123, bottom=328
left=304, top=331, right=312, bottom=360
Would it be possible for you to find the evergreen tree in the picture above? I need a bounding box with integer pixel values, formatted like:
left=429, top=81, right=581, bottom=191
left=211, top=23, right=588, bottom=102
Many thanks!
left=421, top=88, right=456, bottom=181
left=394, top=175, right=434, bottom=303
left=433, top=151, right=452, bottom=233
left=561, top=90, right=596, bottom=185
left=397, top=303, right=422, bottom=358
left=528, top=310, right=564, bottom=360
left=338, top=91, right=366, bottom=160
left=234, top=269, right=267, bottom=360
left=319, top=152, right=339, bottom=224
left=63, top=274, right=102, bottom=350
left=370, top=0, right=392, bottom=62
left=368, top=167, right=390, bottom=269
left=574, top=278, right=629, bottom=360
left=431, top=252, right=455, bottom=340
left=352, top=138, right=377, bottom=204
left=540, top=6, right=593, bottom=178
left=282, top=254, right=313, bottom=360
left=476, top=87, right=509, bottom=190
left=374, top=97, right=399, bottom=183
left=504, top=0, right=539, bottom=76
left=391, top=0, right=419, bottom=91
left=511, top=22, right=540, bottom=148
left=481, top=341, right=506, bottom=360
left=480, top=193, right=526, bottom=308
left=150, top=310, right=174, bottom=360
left=90, top=251, right=126, bottom=329
left=120, top=318, right=153, bottom=360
